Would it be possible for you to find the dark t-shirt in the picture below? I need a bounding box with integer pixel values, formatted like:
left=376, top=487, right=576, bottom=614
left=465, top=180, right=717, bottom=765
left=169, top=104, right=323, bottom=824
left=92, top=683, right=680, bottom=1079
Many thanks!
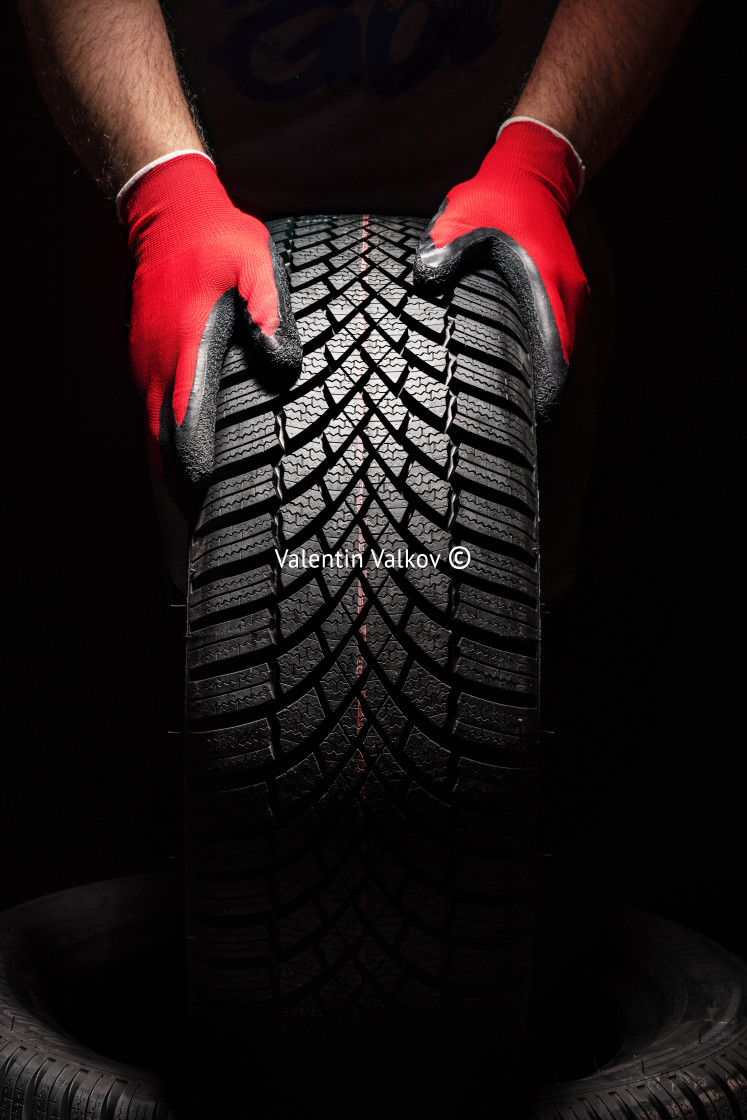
left=167, top=0, right=557, bottom=218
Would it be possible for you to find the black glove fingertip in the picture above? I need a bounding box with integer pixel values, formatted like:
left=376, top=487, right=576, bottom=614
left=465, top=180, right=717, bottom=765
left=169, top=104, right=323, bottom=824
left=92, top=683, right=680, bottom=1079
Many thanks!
left=158, top=289, right=236, bottom=519
left=413, top=238, right=460, bottom=290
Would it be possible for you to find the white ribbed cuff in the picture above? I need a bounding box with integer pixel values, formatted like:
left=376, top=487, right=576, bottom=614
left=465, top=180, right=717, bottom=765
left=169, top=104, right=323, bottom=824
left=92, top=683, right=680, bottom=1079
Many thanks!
left=496, top=116, right=586, bottom=194
left=115, top=149, right=215, bottom=222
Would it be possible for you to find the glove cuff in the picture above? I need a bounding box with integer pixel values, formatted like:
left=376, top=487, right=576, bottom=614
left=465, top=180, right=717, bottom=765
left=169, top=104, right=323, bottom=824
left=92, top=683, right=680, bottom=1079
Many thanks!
left=116, top=149, right=215, bottom=223
left=119, top=151, right=235, bottom=269
left=493, top=117, right=585, bottom=205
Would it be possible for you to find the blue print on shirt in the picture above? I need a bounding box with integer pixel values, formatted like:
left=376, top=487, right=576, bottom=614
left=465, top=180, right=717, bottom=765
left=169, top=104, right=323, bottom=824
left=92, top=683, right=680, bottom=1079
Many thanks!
left=221, top=0, right=500, bottom=102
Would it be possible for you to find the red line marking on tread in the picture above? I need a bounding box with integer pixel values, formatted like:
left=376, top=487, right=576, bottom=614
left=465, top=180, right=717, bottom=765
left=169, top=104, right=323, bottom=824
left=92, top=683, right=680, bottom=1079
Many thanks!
left=355, top=215, right=370, bottom=999
left=356, top=216, right=369, bottom=768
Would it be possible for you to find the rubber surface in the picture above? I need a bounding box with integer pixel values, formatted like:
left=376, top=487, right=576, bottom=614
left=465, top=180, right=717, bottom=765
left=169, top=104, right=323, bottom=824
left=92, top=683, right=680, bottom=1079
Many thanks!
left=2, top=877, right=746, bottom=1119
left=0, top=875, right=178, bottom=1119
left=529, top=906, right=747, bottom=1120
left=184, top=214, right=541, bottom=1047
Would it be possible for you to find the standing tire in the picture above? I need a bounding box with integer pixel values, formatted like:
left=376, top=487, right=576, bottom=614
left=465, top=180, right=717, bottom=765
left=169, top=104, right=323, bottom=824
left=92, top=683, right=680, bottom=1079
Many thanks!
left=184, top=214, right=541, bottom=1092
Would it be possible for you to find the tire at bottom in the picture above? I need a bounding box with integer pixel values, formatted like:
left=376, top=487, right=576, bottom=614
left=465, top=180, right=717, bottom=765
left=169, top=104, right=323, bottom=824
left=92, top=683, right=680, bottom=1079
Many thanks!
left=530, top=905, right=747, bottom=1120
left=1, top=879, right=745, bottom=1119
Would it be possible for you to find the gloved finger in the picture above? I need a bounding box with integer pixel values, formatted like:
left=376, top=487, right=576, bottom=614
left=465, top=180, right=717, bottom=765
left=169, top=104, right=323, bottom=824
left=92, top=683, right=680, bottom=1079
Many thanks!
left=239, top=236, right=303, bottom=385
left=483, top=230, right=572, bottom=422
left=416, top=210, right=576, bottom=422
left=414, top=200, right=497, bottom=289
left=163, top=247, right=303, bottom=516
left=160, top=288, right=238, bottom=517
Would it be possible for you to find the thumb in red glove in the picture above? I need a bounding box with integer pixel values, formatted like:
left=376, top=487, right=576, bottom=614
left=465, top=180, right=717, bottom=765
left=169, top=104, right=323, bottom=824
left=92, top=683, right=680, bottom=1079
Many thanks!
left=119, top=150, right=302, bottom=513
left=414, top=118, right=588, bottom=420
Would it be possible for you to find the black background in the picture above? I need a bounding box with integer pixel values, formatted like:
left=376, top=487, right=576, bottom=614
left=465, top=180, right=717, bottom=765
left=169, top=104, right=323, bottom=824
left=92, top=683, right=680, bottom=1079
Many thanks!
left=2, top=0, right=744, bottom=972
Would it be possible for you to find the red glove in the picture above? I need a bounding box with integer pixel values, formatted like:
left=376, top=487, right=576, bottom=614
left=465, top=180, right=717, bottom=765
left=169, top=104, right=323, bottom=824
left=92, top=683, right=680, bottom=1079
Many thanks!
left=120, top=151, right=301, bottom=510
left=414, top=118, right=588, bottom=420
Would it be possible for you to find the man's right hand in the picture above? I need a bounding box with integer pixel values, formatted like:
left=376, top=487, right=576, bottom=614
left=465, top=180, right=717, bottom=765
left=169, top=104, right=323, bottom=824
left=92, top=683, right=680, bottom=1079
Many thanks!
left=120, top=151, right=302, bottom=513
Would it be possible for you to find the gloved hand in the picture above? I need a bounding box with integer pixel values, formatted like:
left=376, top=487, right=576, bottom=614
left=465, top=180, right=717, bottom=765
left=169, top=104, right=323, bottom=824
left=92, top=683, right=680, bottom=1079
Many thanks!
left=414, top=117, right=588, bottom=420
left=119, top=150, right=301, bottom=512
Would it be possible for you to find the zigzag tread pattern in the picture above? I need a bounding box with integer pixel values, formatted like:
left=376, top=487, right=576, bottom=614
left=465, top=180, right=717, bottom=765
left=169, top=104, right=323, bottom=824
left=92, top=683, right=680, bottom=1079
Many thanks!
left=186, top=215, right=540, bottom=1038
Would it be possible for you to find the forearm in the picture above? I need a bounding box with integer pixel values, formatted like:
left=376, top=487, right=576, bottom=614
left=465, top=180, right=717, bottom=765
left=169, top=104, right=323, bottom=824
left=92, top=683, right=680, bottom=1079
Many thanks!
left=17, top=0, right=205, bottom=194
left=514, top=0, right=697, bottom=177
